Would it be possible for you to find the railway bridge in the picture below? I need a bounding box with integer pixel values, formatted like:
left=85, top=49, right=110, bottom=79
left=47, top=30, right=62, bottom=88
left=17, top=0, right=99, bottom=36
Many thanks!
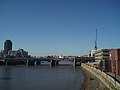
left=0, top=57, right=82, bottom=66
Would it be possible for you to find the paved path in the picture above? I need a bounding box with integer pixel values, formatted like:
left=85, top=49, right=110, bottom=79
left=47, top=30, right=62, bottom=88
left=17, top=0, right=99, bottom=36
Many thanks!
left=81, top=67, right=109, bottom=90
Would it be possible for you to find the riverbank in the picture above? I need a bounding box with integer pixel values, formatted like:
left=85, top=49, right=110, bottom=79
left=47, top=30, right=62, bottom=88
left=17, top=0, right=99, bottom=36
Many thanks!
left=81, top=67, right=109, bottom=90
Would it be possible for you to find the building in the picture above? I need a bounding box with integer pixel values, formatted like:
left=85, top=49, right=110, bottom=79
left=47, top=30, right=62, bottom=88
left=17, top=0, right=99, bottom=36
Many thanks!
left=110, top=49, right=120, bottom=75
left=90, top=50, right=96, bottom=57
left=0, top=40, right=29, bottom=60
left=4, top=40, right=12, bottom=54
left=95, top=49, right=110, bottom=71
left=8, top=49, right=28, bottom=58
left=8, top=50, right=18, bottom=57
left=0, top=50, right=4, bottom=58
left=81, top=56, right=95, bottom=63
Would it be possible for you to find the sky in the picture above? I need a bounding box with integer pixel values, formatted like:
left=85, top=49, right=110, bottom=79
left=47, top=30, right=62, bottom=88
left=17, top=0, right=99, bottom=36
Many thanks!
left=0, top=0, right=120, bottom=56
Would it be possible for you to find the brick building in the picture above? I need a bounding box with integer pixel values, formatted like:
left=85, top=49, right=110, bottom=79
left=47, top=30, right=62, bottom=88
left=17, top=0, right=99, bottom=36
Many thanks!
left=110, top=49, right=120, bottom=75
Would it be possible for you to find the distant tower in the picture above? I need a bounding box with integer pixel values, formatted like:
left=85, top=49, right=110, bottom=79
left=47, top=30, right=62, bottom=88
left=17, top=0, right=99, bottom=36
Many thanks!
left=95, top=29, right=98, bottom=51
left=4, top=40, right=12, bottom=54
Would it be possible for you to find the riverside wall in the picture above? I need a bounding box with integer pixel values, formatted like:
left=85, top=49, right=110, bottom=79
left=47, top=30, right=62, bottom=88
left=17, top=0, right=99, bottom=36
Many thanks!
left=81, top=64, right=120, bottom=90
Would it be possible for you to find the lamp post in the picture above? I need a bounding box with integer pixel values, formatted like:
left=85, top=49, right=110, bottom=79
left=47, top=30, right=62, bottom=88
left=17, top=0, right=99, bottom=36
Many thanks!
left=114, top=60, right=117, bottom=90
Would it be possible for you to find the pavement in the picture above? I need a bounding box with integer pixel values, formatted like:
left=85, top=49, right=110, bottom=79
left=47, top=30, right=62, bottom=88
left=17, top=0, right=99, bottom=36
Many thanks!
left=81, top=67, right=109, bottom=90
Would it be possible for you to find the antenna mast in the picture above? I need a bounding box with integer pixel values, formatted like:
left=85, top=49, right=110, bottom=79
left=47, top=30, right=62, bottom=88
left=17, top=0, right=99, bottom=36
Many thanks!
left=95, top=29, right=98, bottom=50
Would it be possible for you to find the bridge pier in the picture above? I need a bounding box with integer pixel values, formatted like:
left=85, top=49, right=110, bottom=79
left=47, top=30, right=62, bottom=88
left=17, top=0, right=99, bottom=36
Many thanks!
left=29, top=60, right=36, bottom=66
left=73, top=59, right=76, bottom=67
left=73, top=59, right=81, bottom=67
left=26, top=60, right=41, bottom=66
left=36, top=61, right=41, bottom=65
left=34, top=61, right=37, bottom=66
left=26, top=60, right=29, bottom=66
left=5, top=61, right=8, bottom=66
left=0, top=61, right=5, bottom=65
left=56, top=61, right=59, bottom=65
left=50, top=60, right=56, bottom=67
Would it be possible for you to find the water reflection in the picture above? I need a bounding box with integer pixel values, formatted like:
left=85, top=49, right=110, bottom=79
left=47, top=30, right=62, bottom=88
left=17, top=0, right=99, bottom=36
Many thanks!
left=0, top=77, right=12, bottom=80
left=41, top=60, right=73, bottom=65
left=2, top=67, right=12, bottom=90
left=0, top=62, right=84, bottom=90
left=59, top=61, right=73, bottom=65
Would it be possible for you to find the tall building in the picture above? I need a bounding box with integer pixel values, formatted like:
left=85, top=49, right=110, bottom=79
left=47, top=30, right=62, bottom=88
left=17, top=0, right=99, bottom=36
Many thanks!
left=110, top=49, right=120, bottom=75
left=4, top=40, right=12, bottom=54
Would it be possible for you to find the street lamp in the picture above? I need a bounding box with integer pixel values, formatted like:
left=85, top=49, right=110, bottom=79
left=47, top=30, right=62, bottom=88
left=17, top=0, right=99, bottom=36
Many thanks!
left=113, top=61, right=117, bottom=90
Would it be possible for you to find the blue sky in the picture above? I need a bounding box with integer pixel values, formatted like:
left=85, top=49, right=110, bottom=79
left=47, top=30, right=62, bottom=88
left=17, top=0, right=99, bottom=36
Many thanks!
left=0, top=0, right=120, bottom=56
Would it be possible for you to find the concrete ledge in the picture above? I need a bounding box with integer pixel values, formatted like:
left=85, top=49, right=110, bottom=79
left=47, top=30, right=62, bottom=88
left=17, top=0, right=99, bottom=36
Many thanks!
left=81, top=64, right=120, bottom=90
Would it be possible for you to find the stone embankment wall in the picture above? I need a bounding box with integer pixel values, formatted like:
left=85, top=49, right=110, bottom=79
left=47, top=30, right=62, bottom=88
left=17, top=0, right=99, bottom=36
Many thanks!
left=81, top=64, right=120, bottom=90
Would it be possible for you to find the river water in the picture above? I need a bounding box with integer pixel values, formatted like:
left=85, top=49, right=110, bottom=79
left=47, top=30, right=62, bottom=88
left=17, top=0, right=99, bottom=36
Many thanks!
left=0, top=61, right=84, bottom=90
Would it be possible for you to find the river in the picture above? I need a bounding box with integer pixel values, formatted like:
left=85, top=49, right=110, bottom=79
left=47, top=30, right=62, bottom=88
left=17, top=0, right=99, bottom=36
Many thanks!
left=0, top=61, right=84, bottom=90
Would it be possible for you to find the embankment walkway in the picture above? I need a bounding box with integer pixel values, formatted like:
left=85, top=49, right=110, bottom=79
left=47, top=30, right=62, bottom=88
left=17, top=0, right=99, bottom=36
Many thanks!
left=81, top=64, right=120, bottom=90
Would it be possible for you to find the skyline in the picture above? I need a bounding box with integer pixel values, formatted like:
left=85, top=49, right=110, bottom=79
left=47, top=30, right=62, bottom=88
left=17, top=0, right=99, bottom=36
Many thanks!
left=0, top=0, right=120, bottom=56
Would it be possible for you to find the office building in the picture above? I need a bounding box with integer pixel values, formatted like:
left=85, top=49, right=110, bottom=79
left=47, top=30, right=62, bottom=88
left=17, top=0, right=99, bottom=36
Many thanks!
left=4, top=40, right=12, bottom=54
left=95, top=49, right=110, bottom=71
left=8, top=49, right=28, bottom=58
